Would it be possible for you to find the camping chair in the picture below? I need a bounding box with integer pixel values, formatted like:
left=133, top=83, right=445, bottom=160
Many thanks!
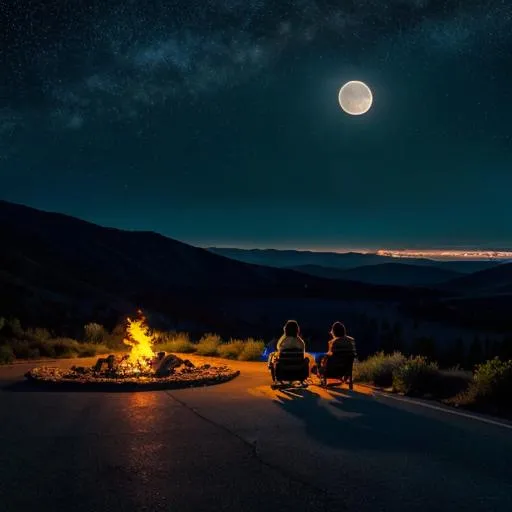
left=319, top=352, right=354, bottom=389
left=271, top=350, right=309, bottom=389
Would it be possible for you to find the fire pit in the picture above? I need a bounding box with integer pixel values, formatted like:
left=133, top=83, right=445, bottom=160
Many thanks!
left=24, top=315, right=239, bottom=391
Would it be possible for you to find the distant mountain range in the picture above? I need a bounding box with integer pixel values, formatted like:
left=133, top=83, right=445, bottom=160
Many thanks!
left=441, top=262, right=512, bottom=295
left=208, top=247, right=500, bottom=282
left=289, top=263, right=463, bottom=287
left=208, top=247, right=425, bottom=269
left=0, top=200, right=426, bottom=335
left=1, top=199, right=510, bottom=337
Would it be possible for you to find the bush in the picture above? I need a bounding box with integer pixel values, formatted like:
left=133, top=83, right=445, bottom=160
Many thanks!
left=195, top=333, right=222, bottom=356
left=84, top=323, right=108, bottom=344
left=457, top=358, right=512, bottom=408
left=77, top=343, right=110, bottom=358
left=354, top=352, right=407, bottom=387
left=48, top=338, right=81, bottom=358
left=238, top=339, right=265, bottom=361
left=217, top=340, right=245, bottom=359
left=392, top=356, right=440, bottom=396
left=25, top=327, right=51, bottom=343
left=0, top=345, right=15, bottom=364
left=157, top=333, right=195, bottom=354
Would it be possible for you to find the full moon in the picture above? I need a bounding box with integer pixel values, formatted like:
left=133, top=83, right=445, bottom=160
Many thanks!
left=338, top=81, right=373, bottom=116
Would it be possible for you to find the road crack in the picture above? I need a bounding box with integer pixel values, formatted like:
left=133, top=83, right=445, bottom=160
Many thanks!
left=164, top=391, right=347, bottom=510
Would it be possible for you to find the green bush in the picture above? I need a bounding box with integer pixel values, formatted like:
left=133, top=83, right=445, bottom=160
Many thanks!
left=354, top=352, right=407, bottom=387
left=84, top=323, right=108, bottom=344
left=77, top=343, right=110, bottom=358
left=157, top=333, right=195, bottom=354
left=0, top=345, right=15, bottom=364
left=48, top=338, right=81, bottom=358
left=392, top=356, right=440, bottom=396
left=25, top=327, right=51, bottom=343
left=217, top=340, right=245, bottom=359
left=238, top=339, right=265, bottom=361
left=458, top=358, right=512, bottom=408
left=195, top=333, right=222, bottom=356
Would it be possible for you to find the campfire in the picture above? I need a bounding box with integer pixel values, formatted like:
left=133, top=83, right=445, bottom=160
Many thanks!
left=25, top=312, right=240, bottom=390
left=90, top=313, right=193, bottom=378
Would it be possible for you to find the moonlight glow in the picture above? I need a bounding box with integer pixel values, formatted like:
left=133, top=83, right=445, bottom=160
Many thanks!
left=338, top=81, right=373, bottom=116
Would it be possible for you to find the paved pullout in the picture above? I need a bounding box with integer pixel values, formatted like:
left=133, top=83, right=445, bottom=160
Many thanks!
left=1, top=358, right=511, bottom=511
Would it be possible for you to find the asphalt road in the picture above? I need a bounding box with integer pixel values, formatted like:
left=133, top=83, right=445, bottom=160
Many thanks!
left=1, top=357, right=511, bottom=512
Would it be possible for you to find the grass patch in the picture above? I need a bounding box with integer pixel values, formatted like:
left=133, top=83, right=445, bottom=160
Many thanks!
left=77, top=343, right=110, bottom=358
left=195, top=334, right=222, bottom=356
left=238, top=339, right=265, bottom=361
left=392, top=356, right=441, bottom=396
left=354, top=352, right=407, bottom=387
left=3, top=338, right=111, bottom=361
left=217, top=340, right=245, bottom=359
left=156, top=333, right=196, bottom=354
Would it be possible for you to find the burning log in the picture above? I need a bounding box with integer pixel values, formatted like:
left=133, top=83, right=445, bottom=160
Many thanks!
left=93, top=354, right=116, bottom=372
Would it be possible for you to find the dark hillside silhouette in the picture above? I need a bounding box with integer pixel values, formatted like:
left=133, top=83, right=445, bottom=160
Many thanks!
left=0, top=200, right=437, bottom=335
left=290, top=262, right=462, bottom=287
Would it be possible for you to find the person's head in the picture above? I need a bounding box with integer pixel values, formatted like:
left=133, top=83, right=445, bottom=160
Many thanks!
left=283, top=319, right=300, bottom=337
left=330, top=321, right=346, bottom=338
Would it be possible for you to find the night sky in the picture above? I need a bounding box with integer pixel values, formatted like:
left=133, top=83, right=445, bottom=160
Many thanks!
left=1, top=1, right=512, bottom=250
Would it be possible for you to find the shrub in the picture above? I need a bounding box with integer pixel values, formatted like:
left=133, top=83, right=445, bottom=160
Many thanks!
left=157, top=333, right=195, bottom=354
left=84, top=323, right=108, bottom=344
left=0, top=345, right=15, bottom=364
left=195, top=333, right=222, bottom=356
left=217, top=340, right=245, bottom=359
left=48, top=338, right=81, bottom=358
left=392, top=356, right=440, bottom=396
left=354, top=352, right=407, bottom=387
left=25, top=327, right=51, bottom=343
left=457, top=358, right=512, bottom=408
left=77, top=343, right=110, bottom=358
left=104, top=323, right=127, bottom=349
left=238, top=339, right=265, bottom=361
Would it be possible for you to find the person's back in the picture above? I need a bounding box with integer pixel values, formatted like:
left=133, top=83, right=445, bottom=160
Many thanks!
left=277, top=334, right=305, bottom=354
left=268, top=320, right=311, bottom=383
left=327, top=322, right=357, bottom=358
left=329, top=335, right=356, bottom=357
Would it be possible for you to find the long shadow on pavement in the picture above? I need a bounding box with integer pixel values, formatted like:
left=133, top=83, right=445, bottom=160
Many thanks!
left=274, top=386, right=512, bottom=483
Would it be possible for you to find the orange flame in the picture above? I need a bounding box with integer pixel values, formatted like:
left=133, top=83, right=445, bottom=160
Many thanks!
left=123, top=316, right=154, bottom=370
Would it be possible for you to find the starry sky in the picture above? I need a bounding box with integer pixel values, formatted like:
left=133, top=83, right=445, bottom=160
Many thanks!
left=1, top=0, right=512, bottom=250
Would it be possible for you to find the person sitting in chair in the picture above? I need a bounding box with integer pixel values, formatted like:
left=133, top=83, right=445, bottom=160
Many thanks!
left=327, top=321, right=356, bottom=357
left=318, top=321, right=356, bottom=380
left=268, top=320, right=311, bottom=382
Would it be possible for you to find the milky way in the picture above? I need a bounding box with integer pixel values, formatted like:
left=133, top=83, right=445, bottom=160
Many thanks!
left=3, top=0, right=510, bottom=129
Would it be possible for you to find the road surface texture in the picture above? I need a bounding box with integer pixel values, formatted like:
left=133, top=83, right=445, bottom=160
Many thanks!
left=1, top=356, right=511, bottom=511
